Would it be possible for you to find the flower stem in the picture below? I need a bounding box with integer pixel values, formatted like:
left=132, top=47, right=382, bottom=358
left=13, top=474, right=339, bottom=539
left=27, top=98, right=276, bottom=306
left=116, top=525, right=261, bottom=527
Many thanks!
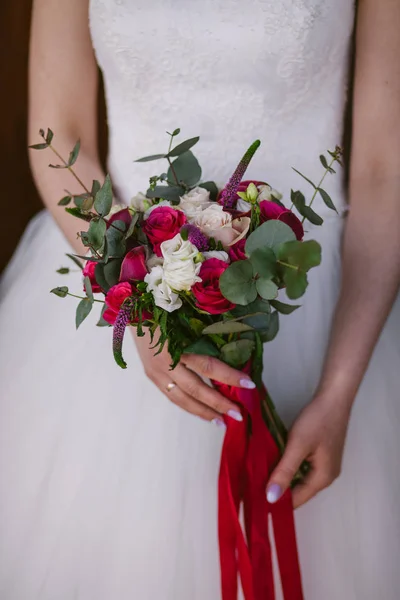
left=67, top=292, right=104, bottom=303
left=167, top=157, right=180, bottom=187
left=48, top=144, right=91, bottom=195
left=300, top=154, right=337, bottom=224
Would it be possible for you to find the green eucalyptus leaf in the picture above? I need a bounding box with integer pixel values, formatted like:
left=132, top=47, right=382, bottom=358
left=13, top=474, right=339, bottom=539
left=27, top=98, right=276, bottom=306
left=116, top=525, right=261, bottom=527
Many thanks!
left=230, top=298, right=271, bottom=317
left=91, top=179, right=101, bottom=197
left=97, top=304, right=110, bottom=327
left=94, top=263, right=110, bottom=293
left=84, top=276, right=94, bottom=303
left=261, top=311, right=279, bottom=342
left=290, top=190, right=323, bottom=226
left=29, top=142, right=48, bottom=150
left=318, top=188, right=337, bottom=212
left=68, top=139, right=81, bottom=166
left=58, top=196, right=72, bottom=206
left=167, top=151, right=201, bottom=187
left=66, top=253, right=84, bottom=269
left=283, top=269, right=308, bottom=300
left=125, top=212, right=139, bottom=240
left=270, top=299, right=300, bottom=314
left=319, top=154, right=329, bottom=169
left=74, top=194, right=94, bottom=212
left=172, top=128, right=181, bottom=136
left=219, top=260, right=257, bottom=306
left=146, top=185, right=185, bottom=202
left=183, top=338, right=220, bottom=357
left=292, top=167, right=317, bottom=189
left=220, top=339, right=255, bottom=368
left=56, top=267, right=70, bottom=275
left=256, top=278, right=279, bottom=300
left=50, top=286, right=69, bottom=298
left=202, top=321, right=254, bottom=335
left=167, top=136, right=200, bottom=157
left=135, top=153, right=166, bottom=163
left=94, top=174, right=113, bottom=216
left=249, top=247, right=277, bottom=278
left=245, top=220, right=296, bottom=255
left=106, top=221, right=126, bottom=257
left=103, top=258, right=123, bottom=288
left=45, top=128, right=54, bottom=144
left=198, top=181, right=219, bottom=201
left=278, top=240, right=321, bottom=271
left=242, top=312, right=270, bottom=331
left=189, top=318, right=206, bottom=336
left=75, top=298, right=92, bottom=329
left=65, top=207, right=92, bottom=222
left=88, top=218, right=107, bottom=250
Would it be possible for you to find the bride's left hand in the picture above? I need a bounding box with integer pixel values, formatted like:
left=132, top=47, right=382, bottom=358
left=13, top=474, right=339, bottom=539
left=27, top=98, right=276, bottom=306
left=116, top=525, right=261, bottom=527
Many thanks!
left=266, top=396, right=352, bottom=509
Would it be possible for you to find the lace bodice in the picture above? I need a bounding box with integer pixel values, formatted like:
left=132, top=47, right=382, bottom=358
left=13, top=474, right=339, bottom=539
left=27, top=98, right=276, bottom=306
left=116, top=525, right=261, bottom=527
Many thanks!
left=89, top=0, right=355, bottom=215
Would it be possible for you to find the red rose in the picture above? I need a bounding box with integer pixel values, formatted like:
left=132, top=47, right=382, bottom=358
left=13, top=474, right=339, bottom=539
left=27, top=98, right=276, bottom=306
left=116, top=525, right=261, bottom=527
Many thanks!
left=192, top=258, right=235, bottom=315
left=83, top=261, right=102, bottom=294
left=103, top=282, right=133, bottom=325
left=143, top=206, right=187, bottom=256
left=119, top=246, right=148, bottom=282
left=228, top=238, right=247, bottom=262
left=108, top=208, right=132, bottom=228
left=259, top=201, right=304, bottom=240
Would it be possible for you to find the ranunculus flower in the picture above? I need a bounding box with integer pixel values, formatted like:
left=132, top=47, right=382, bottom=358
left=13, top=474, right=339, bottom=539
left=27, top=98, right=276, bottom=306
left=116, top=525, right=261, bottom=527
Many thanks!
left=228, top=239, right=247, bottom=262
left=145, top=265, right=182, bottom=312
left=179, top=187, right=212, bottom=220
left=193, top=204, right=250, bottom=248
left=143, top=206, right=187, bottom=256
left=83, top=261, right=102, bottom=294
left=192, top=258, right=235, bottom=315
left=103, top=282, right=133, bottom=325
left=259, top=201, right=304, bottom=240
left=161, top=233, right=202, bottom=291
left=119, top=246, right=148, bottom=282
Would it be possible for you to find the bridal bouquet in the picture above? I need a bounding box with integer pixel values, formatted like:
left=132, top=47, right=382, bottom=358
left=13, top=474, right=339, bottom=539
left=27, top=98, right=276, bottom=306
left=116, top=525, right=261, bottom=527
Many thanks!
left=31, top=129, right=342, bottom=600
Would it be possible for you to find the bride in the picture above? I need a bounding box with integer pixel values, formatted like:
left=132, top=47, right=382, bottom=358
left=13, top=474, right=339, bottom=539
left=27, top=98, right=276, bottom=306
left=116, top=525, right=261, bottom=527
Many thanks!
left=1, top=1, right=399, bottom=598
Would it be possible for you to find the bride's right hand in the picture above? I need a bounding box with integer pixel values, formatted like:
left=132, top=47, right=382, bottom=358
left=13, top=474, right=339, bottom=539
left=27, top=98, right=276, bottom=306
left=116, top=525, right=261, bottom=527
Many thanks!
left=133, top=332, right=256, bottom=426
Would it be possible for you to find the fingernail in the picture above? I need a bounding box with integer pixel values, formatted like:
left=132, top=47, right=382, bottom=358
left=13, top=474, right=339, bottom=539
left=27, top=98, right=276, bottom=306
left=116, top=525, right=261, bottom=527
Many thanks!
left=227, top=409, right=243, bottom=422
left=266, top=483, right=283, bottom=504
left=212, top=418, right=226, bottom=429
left=239, top=378, right=256, bottom=390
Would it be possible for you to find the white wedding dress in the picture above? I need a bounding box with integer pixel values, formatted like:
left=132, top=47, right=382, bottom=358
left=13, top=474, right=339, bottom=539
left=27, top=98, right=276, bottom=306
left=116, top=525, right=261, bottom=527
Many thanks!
left=1, top=1, right=400, bottom=598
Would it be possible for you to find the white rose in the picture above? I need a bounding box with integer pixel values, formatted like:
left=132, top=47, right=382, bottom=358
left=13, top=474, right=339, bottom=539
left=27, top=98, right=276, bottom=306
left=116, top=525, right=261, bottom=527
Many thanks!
left=160, top=233, right=202, bottom=291
left=130, top=192, right=153, bottom=212
left=202, top=251, right=230, bottom=263
left=193, top=204, right=250, bottom=247
left=144, top=266, right=182, bottom=313
left=143, top=200, right=173, bottom=220
left=179, top=186, right=212, bottom=220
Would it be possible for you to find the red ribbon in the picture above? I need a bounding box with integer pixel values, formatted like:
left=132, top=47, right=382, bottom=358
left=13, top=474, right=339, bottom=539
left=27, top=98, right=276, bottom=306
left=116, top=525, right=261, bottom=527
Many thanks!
left=214, top=380, right=304, bottom=600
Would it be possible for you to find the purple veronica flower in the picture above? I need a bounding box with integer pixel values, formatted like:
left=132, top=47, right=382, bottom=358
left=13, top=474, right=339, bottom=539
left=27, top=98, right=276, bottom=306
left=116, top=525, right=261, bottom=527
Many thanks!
left=180, top=224, right=209, bottom=251
left=220, top=140, right=261, bottom=209
left=112, top=300, right=133, bottom=369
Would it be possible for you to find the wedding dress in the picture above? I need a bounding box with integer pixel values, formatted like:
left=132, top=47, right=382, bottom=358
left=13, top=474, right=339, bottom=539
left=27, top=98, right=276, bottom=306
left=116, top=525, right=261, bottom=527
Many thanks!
left=1, top=1, right=400, bottom=598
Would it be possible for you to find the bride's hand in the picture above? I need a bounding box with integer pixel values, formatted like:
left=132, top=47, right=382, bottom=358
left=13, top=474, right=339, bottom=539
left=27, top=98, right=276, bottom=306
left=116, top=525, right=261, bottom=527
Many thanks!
left=133, top=332, right=256, bottom=426
left=266, top=396, right=352, bottom=508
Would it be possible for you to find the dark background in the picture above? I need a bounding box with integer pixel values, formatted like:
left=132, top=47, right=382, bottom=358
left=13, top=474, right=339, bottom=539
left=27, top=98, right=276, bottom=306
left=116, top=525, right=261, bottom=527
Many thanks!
left=0, top=1, right=108, bottom=274
left=0, top=3, right=355, bottom=275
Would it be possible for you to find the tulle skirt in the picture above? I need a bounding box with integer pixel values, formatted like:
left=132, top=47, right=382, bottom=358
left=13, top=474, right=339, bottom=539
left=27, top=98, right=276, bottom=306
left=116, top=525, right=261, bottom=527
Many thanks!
left=0, top=211, right=399, bottom=599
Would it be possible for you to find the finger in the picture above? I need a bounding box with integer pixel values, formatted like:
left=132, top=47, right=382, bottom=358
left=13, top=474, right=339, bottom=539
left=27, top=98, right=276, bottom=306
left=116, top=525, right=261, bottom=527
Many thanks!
left=159, top=375, right=224, bottom=425
left=174, top=364, right=243, bottom=421
left=266, top=437, right=309, bottom=504
left=181, top=354, right=256, bottom=390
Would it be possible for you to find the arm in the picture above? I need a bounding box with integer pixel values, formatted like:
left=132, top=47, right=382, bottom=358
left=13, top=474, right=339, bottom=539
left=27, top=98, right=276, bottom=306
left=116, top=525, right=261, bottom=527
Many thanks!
left=267, top=0, right=400, bottom=508
left=29, top=0, right=105, bottom=253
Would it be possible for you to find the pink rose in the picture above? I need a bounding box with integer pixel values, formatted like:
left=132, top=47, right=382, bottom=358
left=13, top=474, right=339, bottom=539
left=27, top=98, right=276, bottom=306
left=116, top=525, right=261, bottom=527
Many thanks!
left=228, top=238, right=247, bottom=262
left=103, top=282, right=133, bottom=325
left=119, top=246, right=148, bottom=282
left=83, top=261, right=102, bottom=294
left=259, top=201, right=304, bottom=240
left=143, top=207, right=187, bottom=256
left=192, top=259, right=235, bottom=315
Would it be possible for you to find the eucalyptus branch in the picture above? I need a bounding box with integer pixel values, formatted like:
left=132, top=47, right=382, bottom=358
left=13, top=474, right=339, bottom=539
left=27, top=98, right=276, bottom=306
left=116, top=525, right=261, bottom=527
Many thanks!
left=67, top=292, right=104, bottom=304
left=167, top=157, right=180, bottom=187
left=47, top=143, right=91, bottom=196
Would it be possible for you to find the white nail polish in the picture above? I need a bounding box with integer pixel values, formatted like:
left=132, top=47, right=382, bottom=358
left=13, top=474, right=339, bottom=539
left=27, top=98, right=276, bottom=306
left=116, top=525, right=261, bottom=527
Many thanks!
left=212, top=418, right=226, bottom=429
left=267, top=483, right=283, bottom=504
left=240, top=378, right=257, bottom=390
left=227, top=409, right=243, bottom=422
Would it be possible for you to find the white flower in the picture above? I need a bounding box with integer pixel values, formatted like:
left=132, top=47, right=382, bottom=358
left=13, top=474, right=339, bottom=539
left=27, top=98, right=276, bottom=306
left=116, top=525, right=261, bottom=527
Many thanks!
left=143, top=200, right=173, bottom=220
left=108, top=203, right=128, bottom=217
left=145, top=266, right=182, bottom=312
left=179, top=186, right=212, bottom=220
left=161, top=233, right=202, bottom=291
left=258, top=184, right=282, bottom=202
left=193, top=204, right=250, bottom=247
left=236, top=198, right=252, bottom=212
left=130, top=192, right=153, bottom=212
left=202, top=251, right=230, bottom=263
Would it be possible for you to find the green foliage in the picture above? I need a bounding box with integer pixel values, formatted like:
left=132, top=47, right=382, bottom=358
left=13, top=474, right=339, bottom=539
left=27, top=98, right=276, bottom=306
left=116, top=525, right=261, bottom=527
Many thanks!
left=220, top=339, right=255, bottom=368
left=167, top=136, right=200, bottom=158
left=198, top=181, right=219, bottom=201
left=146, top=185, right=185, bottom=202
left=270, top=299, right=300, bottom=314
left=290, top=190, right=323, bottom=226
left=50, top=286, right=69, bottom=298
left=202, top=321, right=254, bottom=335
left=260, top=311, right=279, bottom=342
left=97, top=305, right=110, bottom=327
left=167, top=151, right=202, bottom=187
left=65, top=207, right=92, bottom=222
left=68, top=140, right=80, bottom=166
left=219, top=260, right=257, bottom=305
left=88, top=218, right=107, bottom=250
left=56, top=267, right=70, bottom=275
left=242, top=312, right=270, bottom=331
left=183, top=338, right=220, bottom=357
left=230, top=298, right=271, bottom=318
left=245, top=220, right=296, bottom=255
left=74, top=194, right=94, bottom=212
left=91, top=180, right=101, bottom=197
left=135, top=154, right=166, bottom=163
left=319, top=154, right=329, bottom=169
left=249, top=247, right=277, bottom=278
left=84, top=276, right=94, bottom=303
left=75, top=299, right=92, bottom=329
left=106, top=220, right=127, bottom=257
left=29, top=142, right=48, bottom=150
left=66, top=253, right=84, bottom=269
left=58, top=196, right=72, bottom=206
left=318, top=188, right=337, bottom=212
left=292, top=167, right=317, bottom=189
left=277, top=240, right=321, bottom=271
left=283, top=269, right=308, bottom=300
left=94, top=174, right=113, bottom=216
left=95, top=258, right=123, bottom=291
left=256, top=278, right=278, bottom=300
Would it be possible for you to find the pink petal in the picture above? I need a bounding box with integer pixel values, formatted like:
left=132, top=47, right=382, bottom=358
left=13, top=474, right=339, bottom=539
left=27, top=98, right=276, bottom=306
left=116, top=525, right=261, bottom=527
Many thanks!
left=119, top=246, right=148, bottom=282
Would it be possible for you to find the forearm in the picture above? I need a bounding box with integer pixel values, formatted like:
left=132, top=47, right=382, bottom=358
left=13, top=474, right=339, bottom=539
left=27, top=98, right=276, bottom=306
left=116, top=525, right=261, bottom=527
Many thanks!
left=317, top=174, right=400, bottom=407
left=29, top=135, right=105, bottom=254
